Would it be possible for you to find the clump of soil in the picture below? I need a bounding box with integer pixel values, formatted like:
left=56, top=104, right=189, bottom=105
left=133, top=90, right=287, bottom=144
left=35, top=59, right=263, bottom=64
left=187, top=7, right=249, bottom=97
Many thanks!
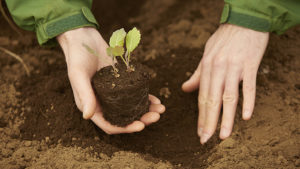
left=92, top=63, right=150, bottom=126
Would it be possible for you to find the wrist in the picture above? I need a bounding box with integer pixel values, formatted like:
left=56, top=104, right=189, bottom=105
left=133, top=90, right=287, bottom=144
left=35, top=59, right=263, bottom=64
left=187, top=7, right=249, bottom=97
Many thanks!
left=56, top=27, right=112, bottom=69
left=57, top=27, right=97, bottom=46
left=221, top=24, right=269, bottom=37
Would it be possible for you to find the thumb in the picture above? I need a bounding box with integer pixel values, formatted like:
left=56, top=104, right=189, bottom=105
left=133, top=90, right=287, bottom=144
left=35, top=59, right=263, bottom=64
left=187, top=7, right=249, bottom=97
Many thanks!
left=68, top=69, right=97, bottom=119
left=182, top=63, right=201, bottom=92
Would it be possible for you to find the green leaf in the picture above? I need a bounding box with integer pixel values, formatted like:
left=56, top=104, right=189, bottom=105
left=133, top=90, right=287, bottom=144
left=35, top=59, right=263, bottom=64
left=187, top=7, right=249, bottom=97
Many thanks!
left=112, top=46, right=124, bottom=56
left=107, top=46, right=124, bottom=57
left=109, top=28, right=126, bottom=47
left=106, top=47, right=114, bottom=56
left=82, top=43, right=99, bottom=56
left=126, top=27, right=141, bottom=53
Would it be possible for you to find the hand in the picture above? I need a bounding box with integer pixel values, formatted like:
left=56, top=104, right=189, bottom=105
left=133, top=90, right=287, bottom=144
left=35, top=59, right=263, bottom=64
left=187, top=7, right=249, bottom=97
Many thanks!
left=182, top=24, right=269, bottom=144
left=57, top=27, right=165, bottom=134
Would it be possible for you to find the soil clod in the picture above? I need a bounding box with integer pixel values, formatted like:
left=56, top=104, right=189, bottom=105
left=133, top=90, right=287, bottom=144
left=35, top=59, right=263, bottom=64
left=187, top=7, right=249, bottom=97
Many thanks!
left=93, top=63, right=150, bottom=127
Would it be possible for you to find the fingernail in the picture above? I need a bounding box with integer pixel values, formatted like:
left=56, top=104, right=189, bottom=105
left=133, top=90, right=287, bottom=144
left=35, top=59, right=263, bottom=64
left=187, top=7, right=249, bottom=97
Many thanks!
left=198, top=128, right=203, bottom=136
left=243, top=110, right=252, bottom=120
left=220, top=127, right=230, bottom=139
left=200, top=133, right=211, bottom=144
left=159, top=105, right=166, bottom=113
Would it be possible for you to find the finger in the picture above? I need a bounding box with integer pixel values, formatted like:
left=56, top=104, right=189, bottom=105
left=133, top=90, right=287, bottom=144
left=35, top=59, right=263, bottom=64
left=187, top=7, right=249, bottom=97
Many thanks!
left=182, top=63, right=201, bottom=92
left=201, top=58, right=226, bottom=144
left=149, top=104, right=165, bottom=114
left=242, top=69, right=257, bottom=120
left=91, top=105, right=145, bottom=134
left=220, top=69, right=240, bottom=139
left=149, top=94, right=161, bottom=104
left=197, top=59, right=211, bottom=137
left=140, top=112, right=160, bottom=125
left=68, top=69, right=97, bottom=119
left=72, top=88, right=81, bottom=110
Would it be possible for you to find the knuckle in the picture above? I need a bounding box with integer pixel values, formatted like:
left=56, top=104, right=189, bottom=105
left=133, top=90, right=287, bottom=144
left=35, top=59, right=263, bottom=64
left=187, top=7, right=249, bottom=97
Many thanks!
left=230, top=64, right=240, bottom=72
left=206, top=98, right=219, bottom=108
left=228, top=60, right=241, bottom=71
left=198, top=124, right=204, bottom=129
left=198, top=95, right=206, bottom=105
left=220, top=125, right=231, bottom=131
left=202, top=129, right=214, bottom=136
left=246, top=64, right=259, bottom=71
left=243, top=84, right=255, bottom=93
left=201, top=57, right=212, bottom=66
left=212, top=58, right=226, bottom=69
left=222, top=93, right=238, bottom=103
left=228, top=59, right=239, bottom=66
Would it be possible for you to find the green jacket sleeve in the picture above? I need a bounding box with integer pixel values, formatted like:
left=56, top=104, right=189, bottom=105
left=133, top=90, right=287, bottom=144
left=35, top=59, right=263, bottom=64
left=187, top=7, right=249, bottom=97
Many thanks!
left=5, top=0, right=99, bottom=45
left=220, top=0, right=300, bottom=34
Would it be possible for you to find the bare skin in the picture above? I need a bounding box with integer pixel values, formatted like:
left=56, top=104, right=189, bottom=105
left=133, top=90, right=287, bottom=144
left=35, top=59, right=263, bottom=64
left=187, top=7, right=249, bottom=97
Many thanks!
left=182, top=24, right=269, bottom=144
left=57, top=27, right=165, bottom=134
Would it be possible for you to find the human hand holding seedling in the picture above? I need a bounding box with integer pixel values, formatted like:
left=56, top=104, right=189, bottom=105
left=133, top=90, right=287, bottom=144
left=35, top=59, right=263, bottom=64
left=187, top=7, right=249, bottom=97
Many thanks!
left=57, top=27, right=165, bottom=134
left=182, top=24, right=269, bottom=144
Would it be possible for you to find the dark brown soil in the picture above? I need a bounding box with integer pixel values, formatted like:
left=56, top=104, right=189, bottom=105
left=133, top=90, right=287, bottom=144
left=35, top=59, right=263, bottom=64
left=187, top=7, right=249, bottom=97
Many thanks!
left=17, top=47, right=218, bottom=168
left=92, top=63, right=150, bottom=127
left=0, top=0, right=299, bottom=168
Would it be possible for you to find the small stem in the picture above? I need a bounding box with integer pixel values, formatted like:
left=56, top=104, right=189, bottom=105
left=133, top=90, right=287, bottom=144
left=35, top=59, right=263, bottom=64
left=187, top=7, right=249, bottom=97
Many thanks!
left=111, top=56, right=118, bottom=72
left=127, top=52, right=131, bottom=66
left=119, top=55, right=129, bottom=68
left=124, top=50, right=129, bottom=63
left=0, top=46, right=30, bottom=76
left=113, top=55, right=116, bottom=64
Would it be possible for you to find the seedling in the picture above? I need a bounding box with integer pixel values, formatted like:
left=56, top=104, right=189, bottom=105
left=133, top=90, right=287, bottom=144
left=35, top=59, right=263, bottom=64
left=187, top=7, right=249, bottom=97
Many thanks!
left=90, top=27, right=148, bottom=127
left=83, top=27, right=141, bottom=74
left=107, top=27, right=141, bottom=71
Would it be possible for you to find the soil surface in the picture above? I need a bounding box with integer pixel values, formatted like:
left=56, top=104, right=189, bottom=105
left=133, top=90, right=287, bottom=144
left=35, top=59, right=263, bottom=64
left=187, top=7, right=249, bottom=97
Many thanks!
left=93, top=63, right=150, bottom=127
left=0, top=0, right=299, bottom=168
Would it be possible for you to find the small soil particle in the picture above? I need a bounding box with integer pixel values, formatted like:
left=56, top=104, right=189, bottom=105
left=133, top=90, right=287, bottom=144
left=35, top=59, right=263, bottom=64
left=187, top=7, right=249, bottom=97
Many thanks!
left=159, top=87, right=171, bottom=98
left=24, top=141, right=32, bottom=147
left=219, top=138, right=236, bottom=149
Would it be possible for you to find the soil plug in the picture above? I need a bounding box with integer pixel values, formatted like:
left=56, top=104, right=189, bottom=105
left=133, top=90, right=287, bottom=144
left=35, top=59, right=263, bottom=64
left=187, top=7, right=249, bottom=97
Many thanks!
left=84, top=27, right=149, bottom=127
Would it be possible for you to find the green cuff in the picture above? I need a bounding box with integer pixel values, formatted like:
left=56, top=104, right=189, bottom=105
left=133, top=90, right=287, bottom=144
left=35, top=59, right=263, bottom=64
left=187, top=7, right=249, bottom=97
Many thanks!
left=36, top=7, right=99, bottom=46
left=220, top=4, right=271, bottom=33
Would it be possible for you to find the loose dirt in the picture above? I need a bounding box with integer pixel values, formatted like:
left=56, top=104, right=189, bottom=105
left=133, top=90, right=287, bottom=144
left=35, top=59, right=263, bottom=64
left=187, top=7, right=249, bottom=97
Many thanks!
left=0, top=0, right=299, bottom=168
